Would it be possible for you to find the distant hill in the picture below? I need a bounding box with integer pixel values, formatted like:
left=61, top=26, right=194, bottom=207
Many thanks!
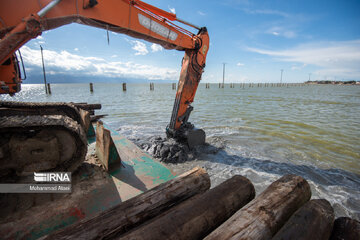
left=23, top=74, right=177, bottom=84
left=305, top=80, right=359, bottom=85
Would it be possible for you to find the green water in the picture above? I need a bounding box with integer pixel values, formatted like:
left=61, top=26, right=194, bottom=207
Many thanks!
left=1, top=83, right=359, bottom=173
left=1, top=83, right=359, bottom=219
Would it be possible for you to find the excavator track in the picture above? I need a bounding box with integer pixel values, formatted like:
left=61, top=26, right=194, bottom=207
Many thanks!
left=0, top=102, right=87, bottom=180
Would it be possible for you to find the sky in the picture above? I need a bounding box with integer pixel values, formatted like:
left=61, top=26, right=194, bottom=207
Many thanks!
left=19, top=0, right=360, bottom=83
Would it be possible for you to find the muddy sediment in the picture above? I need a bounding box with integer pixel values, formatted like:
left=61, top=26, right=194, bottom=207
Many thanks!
left=134, top=136, right=226, bottom=163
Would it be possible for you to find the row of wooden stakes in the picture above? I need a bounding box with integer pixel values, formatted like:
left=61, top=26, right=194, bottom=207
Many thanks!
left=87, top=82, right=305, bottom=92
left=42, top=167, right=359, bottom=240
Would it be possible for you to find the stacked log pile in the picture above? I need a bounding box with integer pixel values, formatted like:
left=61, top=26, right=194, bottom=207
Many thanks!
left=43, top=169, right=360, bottom=240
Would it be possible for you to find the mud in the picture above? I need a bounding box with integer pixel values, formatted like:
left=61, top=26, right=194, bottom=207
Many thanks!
left=134, top=136, right=226, bottom=163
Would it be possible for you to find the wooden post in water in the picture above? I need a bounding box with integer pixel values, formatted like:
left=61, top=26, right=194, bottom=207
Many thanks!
left=90, top=83, right=94, bottom=93
left=40, top=45, right=48, bottom=94
left=47, top=83, right=51, bottom=94
left=172, top=83, right=176, bottom=90
left=150, top=83, right=154, bottom=91
left=222, top=63, right=226, bottom=89
left=122, top=83, right=126, bottom=91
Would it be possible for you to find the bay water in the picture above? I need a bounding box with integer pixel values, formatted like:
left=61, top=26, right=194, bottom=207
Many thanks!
left=1, top=83, right=359, bottom=220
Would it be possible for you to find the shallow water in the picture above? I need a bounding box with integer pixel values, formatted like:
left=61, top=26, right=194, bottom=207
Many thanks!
left=1, top=83, right=359, bottom=220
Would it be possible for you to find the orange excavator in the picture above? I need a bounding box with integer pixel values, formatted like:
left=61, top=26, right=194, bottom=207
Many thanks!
left=0, top=0, right=209, bottom=176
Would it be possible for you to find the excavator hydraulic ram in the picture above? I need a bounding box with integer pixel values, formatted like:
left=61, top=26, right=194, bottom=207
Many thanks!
left=167, top=28, right=209, bottom=148
left=0, top=0, right=210, bottom=173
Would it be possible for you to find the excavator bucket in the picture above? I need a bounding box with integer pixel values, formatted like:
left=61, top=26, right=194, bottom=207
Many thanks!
left=185, top=128, right=206, bottom=149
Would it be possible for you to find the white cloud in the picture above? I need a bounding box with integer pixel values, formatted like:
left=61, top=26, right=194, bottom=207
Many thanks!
left=34, top=35, right=46, bottom=45
left=291, top=64, right=306, bottom=71
left=266, top=26, right=296, bottom=39
left=198, top=11, right=206, bottom=16
left=19, top=46, right=178, bottom=80
left=283, top=31, right=296, bottom=39
left=74, top=48, right=79, bottom=51
left=242, top=8, right=290, bottom=18
left=132, top=40, right=148, bottom=55
left=246, top=40, right=360, bottom=79
left=151, top=44, right=163, bottom=52
left=224, top=0, right=250, bottom=6
left=168, top=6, right=176, bottom=14
left=237, top=62, right=244, bottom=66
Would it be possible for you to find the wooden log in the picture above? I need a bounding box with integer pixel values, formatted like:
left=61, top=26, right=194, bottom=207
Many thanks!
left=95, top=121, right=121, bottom=171
left=272, top=199, right=334, bottom=240
left=119, top=175, right=255, bottom=240
left=205, top=175, right=311, bottom=240
left=42, top=167, right=210, bottom=240
left=87, top=109, right=95, bottom=115
left=89, top=83, right=93, bottom=92
left=90, top=114, right=108, bottom=122
left=78, top=108, right=90, bottom=134
left=329, top=217, right=360, bottom=240
left=74, top=103, right=102, bottom=110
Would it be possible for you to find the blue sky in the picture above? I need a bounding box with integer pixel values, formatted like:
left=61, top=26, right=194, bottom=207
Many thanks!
left=21, top=0, right=360, bottom=83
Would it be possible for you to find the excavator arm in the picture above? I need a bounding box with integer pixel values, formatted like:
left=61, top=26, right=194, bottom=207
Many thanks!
left=0, top=0, right=209, bottom=145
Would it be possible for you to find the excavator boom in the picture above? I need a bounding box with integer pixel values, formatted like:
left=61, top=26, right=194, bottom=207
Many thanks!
left=0, top=0, right=209, bottom=158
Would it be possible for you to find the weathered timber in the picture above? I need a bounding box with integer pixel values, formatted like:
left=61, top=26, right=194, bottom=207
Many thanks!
left=87, top=109, right=95, bottom=115
left=78, top=108, right=90, bottom=134
left=42, top=167, right=210, bottom=240
left=119, top=175, right=255, bottom=240
left=329, top=217, right=360, bottom=240
left=74, top=103, right=102, bottom=110
left=205, top=174, right=311, bottom=240
left=90, top=114, right=108, bottom=122
left=272, top=199, right=334, bottom=240
left=95, top=121, right=121, bottom=171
